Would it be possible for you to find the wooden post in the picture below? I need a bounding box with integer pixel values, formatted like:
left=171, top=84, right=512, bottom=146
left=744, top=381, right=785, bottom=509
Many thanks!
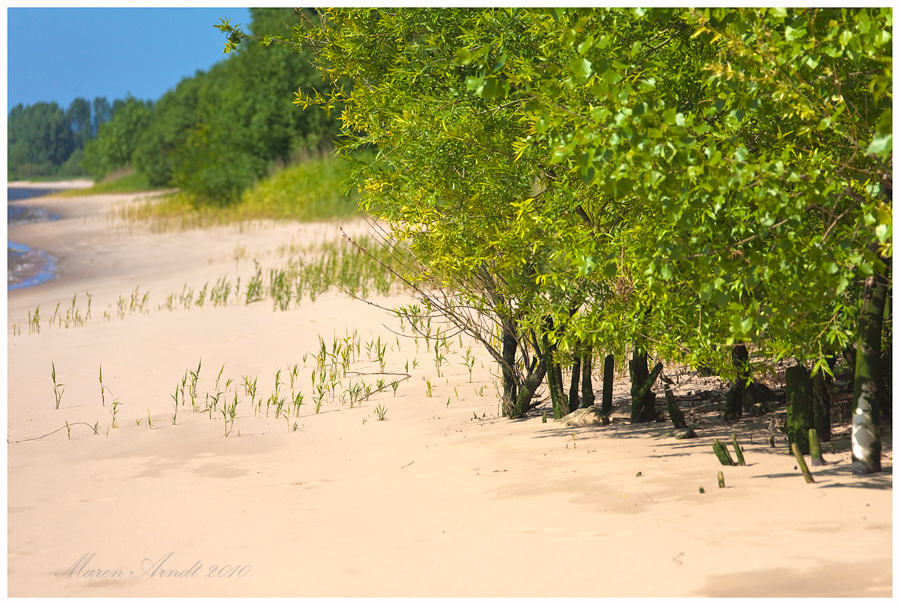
left=812, top=370, right=832, bottom=442
left=731, top=434, right=746, bottom=466
left=785, top=365, right=814, bottom=454
left=664, top=387, right=687, bottom=430
left=580, top=349, right=595, bottom=409
left=601, top=354, right=614, bottom=415
left=724, top=344, right=750, bottom=421
left=712, top=439, right=735, bottom=466
left=791, top=442, right=816, bottom=483
left=568, top=357, right=581, bottom=412
left=809, top=428, right=825, bottom=467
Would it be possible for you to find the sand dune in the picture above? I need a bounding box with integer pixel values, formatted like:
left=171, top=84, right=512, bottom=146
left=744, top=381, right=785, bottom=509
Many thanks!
left=6, top=193, right=892, bottom=597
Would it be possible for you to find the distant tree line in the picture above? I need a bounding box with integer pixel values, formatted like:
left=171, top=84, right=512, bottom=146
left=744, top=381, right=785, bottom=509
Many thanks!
left=7, top=8, right=338, bottom=201
left=8, top=96, right=127, bottom=179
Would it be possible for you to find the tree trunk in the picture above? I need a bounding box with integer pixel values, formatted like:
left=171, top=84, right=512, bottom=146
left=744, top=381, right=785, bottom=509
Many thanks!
left=724, top=344, right=752, bottom=421
left=542, top=328, right=569, bottom=420
left=852, top=270, right=887, bottom=474
left=785, top=365, right=814, bottom=455
left=569, top=357, right=581, bottom=412
left=812, top=369, right=832, bottom=442
left=500, top=318, right=518, bottom=418
left=546, top=357, right=568, bottom=419
left=601, top=354, right=614, bottom=415
left=842, top=344, right=857, bottom=393
left=511, top=356, right=547, bottom=419
left=580, top=348, right=595, bottom=409
left=630, top=345, right=662, bottom=423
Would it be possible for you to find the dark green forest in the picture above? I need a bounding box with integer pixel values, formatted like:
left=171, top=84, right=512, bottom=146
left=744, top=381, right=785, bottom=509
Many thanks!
left=7, top=8, right=338, bottom=202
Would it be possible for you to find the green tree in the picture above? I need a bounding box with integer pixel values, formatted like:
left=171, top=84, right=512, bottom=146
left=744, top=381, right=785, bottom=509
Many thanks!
left=135, top=8, right=338, bottom=202
left=8, top=101, right=75, bottom=177
left=91, top=96, right=114, bottom=137
left=133, top=75, right=202, bottom=187
left=82, top=96, right=153, bottom=181
left=249, top=8, right=890, bottom=450
left=66, top=97, right=93, bottom=151
left=505, top=8, right=891, bottom=465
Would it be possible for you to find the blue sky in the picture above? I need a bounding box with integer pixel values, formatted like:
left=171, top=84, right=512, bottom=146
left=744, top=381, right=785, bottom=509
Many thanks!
left=7, top=7, right=253, bottom=111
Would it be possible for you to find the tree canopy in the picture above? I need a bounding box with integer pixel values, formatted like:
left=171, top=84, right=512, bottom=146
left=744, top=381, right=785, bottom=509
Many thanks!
left=221, top=7, right=891, bottom=470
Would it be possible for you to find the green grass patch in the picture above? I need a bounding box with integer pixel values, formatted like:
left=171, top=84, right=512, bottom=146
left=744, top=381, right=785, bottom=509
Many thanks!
left=109, top=156, right=361, bottom=231
left=241, top=155, right=360, bottom=222
left=54, top=170, right=157, bottom=196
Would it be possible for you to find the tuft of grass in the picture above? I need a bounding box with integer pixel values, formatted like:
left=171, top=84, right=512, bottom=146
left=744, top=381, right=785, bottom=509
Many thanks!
left=110, top=399, right=121, bottom=429
left=51, top=361, right=65, bottom=409
left=374, top=404, right=387, bottom=421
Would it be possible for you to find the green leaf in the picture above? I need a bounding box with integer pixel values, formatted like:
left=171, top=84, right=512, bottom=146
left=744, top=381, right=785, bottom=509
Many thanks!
left=785, top=26, right=806, bottom=42
left=602, top=262, right=618, bottom=279
left=569, top=56, right=593, bottom=80
left=866, top=132, right=892, bottom=159
left=455, top=48, right=474, bottom=65
left=659, top=263, right=672, bottom=280
left=466, top=75, right=484, bottom=92
left=577, top=34, right=594, bottom=54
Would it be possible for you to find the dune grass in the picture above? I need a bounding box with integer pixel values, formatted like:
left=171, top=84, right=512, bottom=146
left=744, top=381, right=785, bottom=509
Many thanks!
left=108, top=156, right=361, bottom=232
left=55, top=171, right=157, bottom=196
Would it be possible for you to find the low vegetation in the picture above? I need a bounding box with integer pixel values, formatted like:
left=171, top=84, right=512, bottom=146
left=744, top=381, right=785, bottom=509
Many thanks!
left=106, top=155, right=359, bottom=231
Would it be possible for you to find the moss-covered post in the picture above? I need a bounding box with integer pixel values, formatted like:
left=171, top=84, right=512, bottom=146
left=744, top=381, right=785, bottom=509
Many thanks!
left=731, top=434, right=746, bottom=466
left=664, top=387, right=687, bottom=430
left=809, top=428, right=825, bottom=467
left=601, top=354, right=614, bottom=415
left=851, top=269, right=887, bottom=474
left=568, top=357, right=581, bottom=412
left=712, top=439, right=735, bottom=466
left=791, top=443, right=816, bottom=484
left=580, top=349, right=595, bottom=409
left=785, top=365, right=814, bottom=454
left=724, top=344, right=751, bottom=421
left=812, top=369, right=832, bottom=442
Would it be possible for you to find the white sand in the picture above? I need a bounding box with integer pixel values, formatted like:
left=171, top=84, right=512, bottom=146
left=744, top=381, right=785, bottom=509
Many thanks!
left=8, top=179, right=94, bottom=189
left=6, top=193, right=892, bottom=597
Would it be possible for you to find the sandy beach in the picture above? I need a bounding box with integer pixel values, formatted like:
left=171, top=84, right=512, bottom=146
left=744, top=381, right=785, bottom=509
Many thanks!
left=6, top=192, right=893, bottom=597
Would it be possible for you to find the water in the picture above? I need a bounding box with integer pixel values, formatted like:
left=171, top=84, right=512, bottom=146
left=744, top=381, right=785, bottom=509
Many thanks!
left=8, top=186, right=66, bottom=202
left=8, top=186, right=65, bottom=290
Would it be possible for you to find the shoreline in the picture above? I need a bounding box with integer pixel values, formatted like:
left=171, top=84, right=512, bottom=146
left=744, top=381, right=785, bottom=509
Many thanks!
left=7, top=179, right=94, bottom=189
left=7, top=242, right=57, bottom=290
left=6, top=192, right=893, bottom=597
left=6, top=181, right=91, bottom=290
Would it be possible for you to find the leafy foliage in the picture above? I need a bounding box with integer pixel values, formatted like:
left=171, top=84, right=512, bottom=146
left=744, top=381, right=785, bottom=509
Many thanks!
left=279, top=8, right=891, bottom=382
left=8, top=102, right=76, bottom=178
left=82, top=96, right=154, bottom=181
left=7, top=96, right=124, bottom=180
